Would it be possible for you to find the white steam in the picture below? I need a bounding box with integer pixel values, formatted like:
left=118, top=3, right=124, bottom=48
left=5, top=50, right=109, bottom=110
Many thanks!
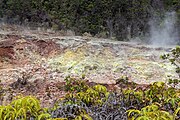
left=149, top=12, right=178, bottom=46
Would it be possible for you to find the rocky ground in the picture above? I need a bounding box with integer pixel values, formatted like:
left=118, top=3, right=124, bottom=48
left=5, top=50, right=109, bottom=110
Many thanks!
left=0, top=24, right=178, bottom=107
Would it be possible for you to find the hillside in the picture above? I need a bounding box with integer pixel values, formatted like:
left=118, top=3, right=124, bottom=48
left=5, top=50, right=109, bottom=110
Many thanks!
left=0, top=24, right=178, bottom=107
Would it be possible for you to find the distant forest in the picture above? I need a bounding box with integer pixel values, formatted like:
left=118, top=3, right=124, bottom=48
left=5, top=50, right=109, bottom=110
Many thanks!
left=0, top=0, right=179, bottom=41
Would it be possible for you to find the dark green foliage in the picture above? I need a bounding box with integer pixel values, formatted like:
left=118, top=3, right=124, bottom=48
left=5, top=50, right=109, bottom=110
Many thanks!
left=0, top=0, right=179, bottom=40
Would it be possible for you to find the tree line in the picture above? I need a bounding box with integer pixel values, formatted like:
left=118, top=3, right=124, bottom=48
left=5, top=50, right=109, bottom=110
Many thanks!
left=0, top=0, right=179, bottom=41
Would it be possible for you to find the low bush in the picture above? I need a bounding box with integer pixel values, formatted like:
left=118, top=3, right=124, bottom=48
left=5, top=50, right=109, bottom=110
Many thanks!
left=0, top=79, right=179, bottom=120
left=0, top=96, right=50, bottom=120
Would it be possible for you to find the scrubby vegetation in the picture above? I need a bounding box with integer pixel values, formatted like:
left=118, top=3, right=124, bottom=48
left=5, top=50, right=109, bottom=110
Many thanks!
left=0, top=96, right=50, bottom=120
left=0, top=80, right=179, bottom=120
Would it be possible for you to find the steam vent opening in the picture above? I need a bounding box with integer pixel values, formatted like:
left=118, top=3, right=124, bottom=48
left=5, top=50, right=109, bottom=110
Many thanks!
left=149, top=12, right=179, bottom=47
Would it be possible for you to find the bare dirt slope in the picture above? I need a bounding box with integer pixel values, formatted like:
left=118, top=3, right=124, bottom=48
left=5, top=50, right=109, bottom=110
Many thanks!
left=0, top=24, right=178, bottom=106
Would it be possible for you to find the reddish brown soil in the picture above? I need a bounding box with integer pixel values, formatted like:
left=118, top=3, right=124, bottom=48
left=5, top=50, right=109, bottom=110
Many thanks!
left=33, top=39, right=61, bottom=56
left=0, top=32, right=65, bottom=106
left=0, top=46, right=15, bottom=60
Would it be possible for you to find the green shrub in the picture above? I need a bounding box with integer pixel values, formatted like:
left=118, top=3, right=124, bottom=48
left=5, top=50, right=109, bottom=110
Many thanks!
left=76, top=84, right=109, bottom=106
left=0, top=96, right=50, bottom=120
left=128, top=104, right=174, bottom=120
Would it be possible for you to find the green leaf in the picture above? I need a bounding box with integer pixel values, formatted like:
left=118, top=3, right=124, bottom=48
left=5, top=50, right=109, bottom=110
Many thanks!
left=174, top=107, right=180, bottom=116
left=136, top=116, right=150, bottom=120
left=38, top=113, right=51, bottom=120
left=16, top=108, right=27, bottom=119
left=127, top=109, right=141, bottom=117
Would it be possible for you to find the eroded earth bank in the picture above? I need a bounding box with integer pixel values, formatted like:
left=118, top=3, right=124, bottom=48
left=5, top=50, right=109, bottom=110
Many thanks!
left=0, top=24, right=178, bottom=107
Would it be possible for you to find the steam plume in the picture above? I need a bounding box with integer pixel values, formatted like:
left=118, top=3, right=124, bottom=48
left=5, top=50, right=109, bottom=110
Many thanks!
left=149, top=12, right=178, bottom=46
